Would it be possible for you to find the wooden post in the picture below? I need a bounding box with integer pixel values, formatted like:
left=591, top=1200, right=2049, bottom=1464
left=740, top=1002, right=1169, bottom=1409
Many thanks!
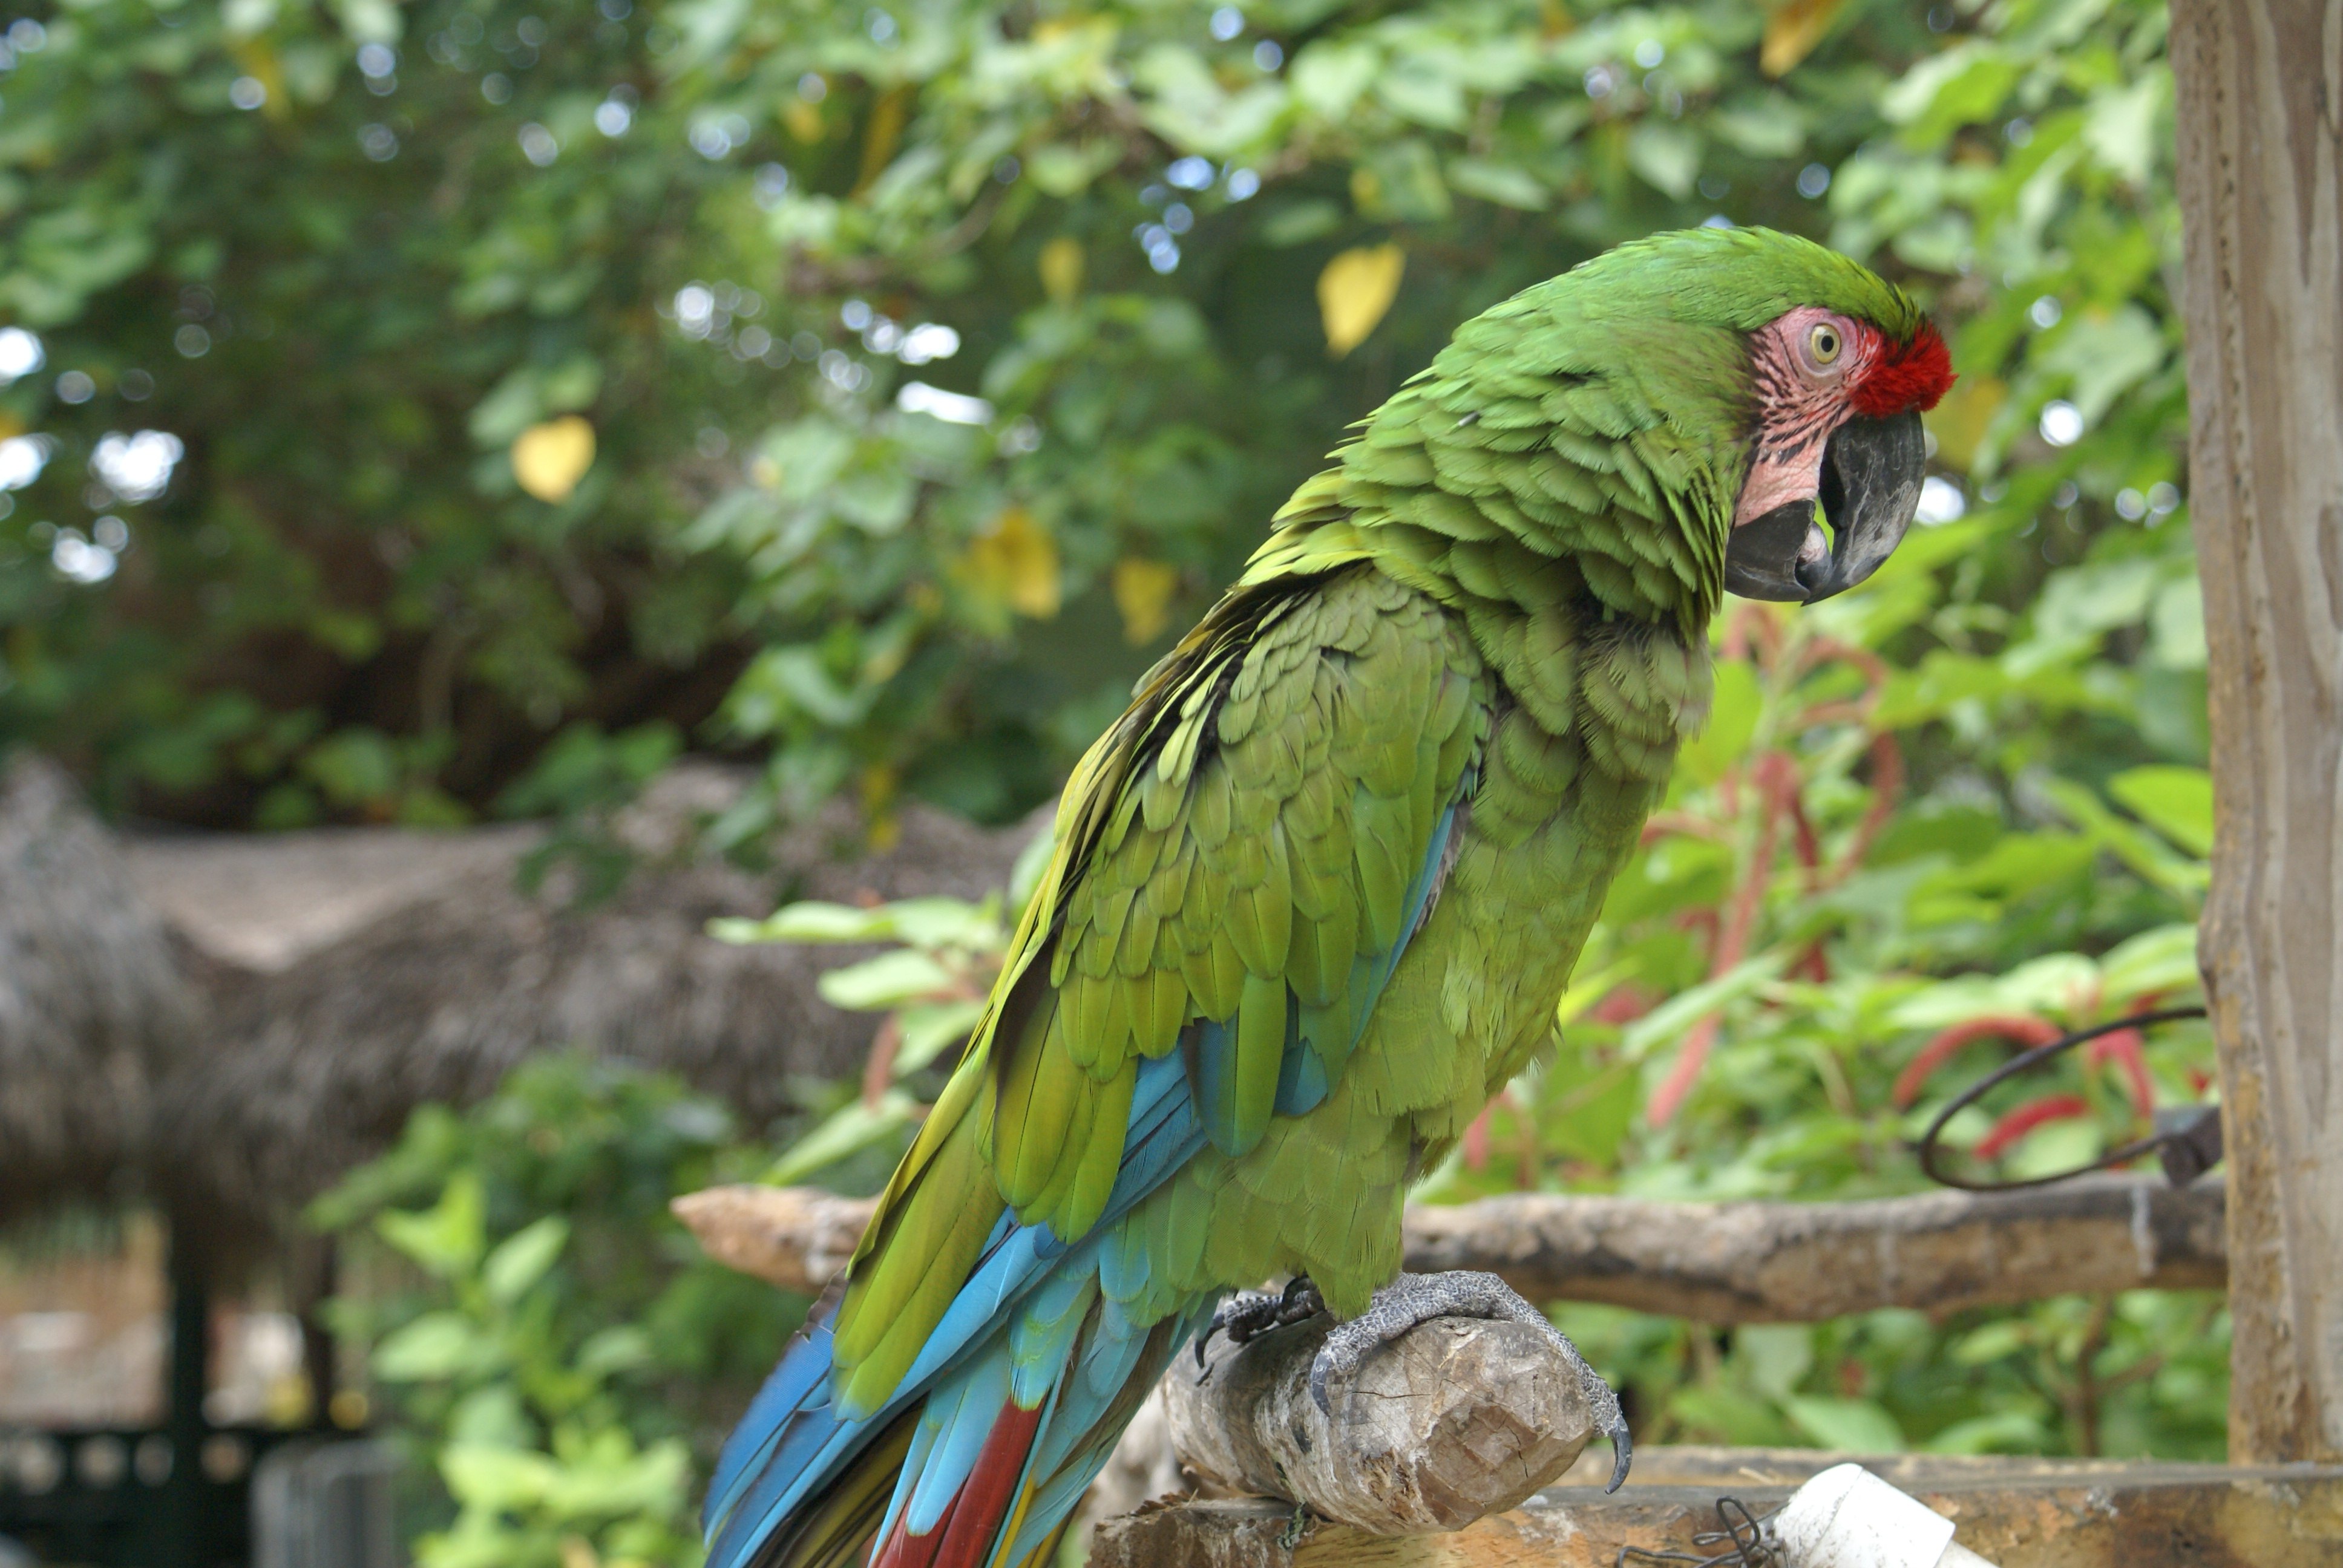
left=163, top=1215, right=212, bottom=1568
left=2170, top=0, right=2343, bottom=1465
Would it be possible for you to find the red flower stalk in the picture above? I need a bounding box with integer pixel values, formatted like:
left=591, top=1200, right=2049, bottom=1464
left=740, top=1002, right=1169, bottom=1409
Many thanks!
left=1462, top=1101, right=1493, bottom=1171
left=2085, top=1028, right=2155, bottom=1117
left=1974, top=1093, right=2091, bottom=1161
left=1649, top=751, right=1798, bottom=1126
left=1893, top=1014, right=2065, bottom=1109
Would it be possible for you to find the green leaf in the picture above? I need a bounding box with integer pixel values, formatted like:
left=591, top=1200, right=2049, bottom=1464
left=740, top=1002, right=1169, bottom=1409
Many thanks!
left=2097, top=923, right=2203, bottom=1005
left=1447, top=157, right=1547, bottom=212
left=816, top=949, right=959, bottom=1011
left=1290, top=41, right=1379, bottom=119
left=482, top=1215, right=569, bottom=1306
left=2037, top=305, right=2168, bottom=425
left=1623, top=951, right=1789, bottom=1061
left=1783, top=1395, right=1906, bottom=1453
left=1737, top=1325, right=1815, bottom=1401
left=376, top=1174, right=486, bottom=1278
left=764, top=1090, right=920, bottom=1186
left=375, top=1310, right=498, bottom=1382
left=438, top=1442, right=560, bottom=1509
left=716, top=900, right=895, bottom=946
left=1679, top=658, right=1762, bottom=785
left=578, top=1325, right=654, bottom=1379
left=2108, top=766, right=2213, bottom=857
left=895, top=999, right=987, bottom=1076
left=1626, top=122, right=1700, bottom=200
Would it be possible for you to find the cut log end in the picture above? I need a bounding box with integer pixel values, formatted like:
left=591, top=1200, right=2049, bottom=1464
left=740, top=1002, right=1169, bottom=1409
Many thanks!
left=1164, top=1312, right=1598, bottom=1535
left=667, top=1184, right=871, bottom=1296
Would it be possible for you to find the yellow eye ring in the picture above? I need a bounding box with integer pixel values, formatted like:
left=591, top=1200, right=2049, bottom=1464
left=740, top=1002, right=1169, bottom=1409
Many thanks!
left=1808, top=323, right=1843, bottom=365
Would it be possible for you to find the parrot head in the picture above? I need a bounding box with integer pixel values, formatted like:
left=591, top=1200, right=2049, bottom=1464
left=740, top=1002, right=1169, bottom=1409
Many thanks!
left=1723, top=294, right=1953, bottom=604
left=1601, top=227, right=1958, bottom=607
left=1430, top=227, right=1957, bottom=615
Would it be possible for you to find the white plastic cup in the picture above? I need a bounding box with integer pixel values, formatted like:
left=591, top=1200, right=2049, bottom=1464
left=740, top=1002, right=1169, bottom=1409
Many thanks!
left=1772, top=1462, right=1999, bottom=1568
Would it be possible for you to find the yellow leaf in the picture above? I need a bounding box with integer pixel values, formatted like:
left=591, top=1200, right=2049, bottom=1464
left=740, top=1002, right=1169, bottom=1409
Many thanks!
left=1925, top=374, right=2004, bottom=473
left=856, top=85, right=911, bottom=195
left=559, top=1538, right=600, bottom=1568
left=1761, top=0, right=1849, bottom=77
left=1319, top=244, right=1406, bottom=359
left=963, top=506, right=1061, bottom=619
left=1112, top=558, right=1181, bottom=645
left=860, top=765, right=901, bottom=852
left=229, top=39, right=289, bottom=122
left=511, top=416, right=595, bottom=502
left=785, top=98, right=824, bottom=143
left=1039, top=237, right=1085, bottom=304
left=0, top=413, right=22, bottom=441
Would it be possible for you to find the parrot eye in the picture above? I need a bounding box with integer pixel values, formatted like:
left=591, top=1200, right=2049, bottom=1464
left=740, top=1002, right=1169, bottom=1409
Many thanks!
left=1807, top=323, right=1843, bottom=367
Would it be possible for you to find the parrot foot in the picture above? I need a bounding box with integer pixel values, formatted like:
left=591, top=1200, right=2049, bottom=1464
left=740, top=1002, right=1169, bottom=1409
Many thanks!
left=1308, top=1270, right=1633, bottom=1494
left=1194, top=1275, right=1328, bottom=1373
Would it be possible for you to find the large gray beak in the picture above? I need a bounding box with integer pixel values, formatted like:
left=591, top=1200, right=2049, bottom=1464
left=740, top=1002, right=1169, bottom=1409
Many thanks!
left=1725, top=409, right=1926, bottom=604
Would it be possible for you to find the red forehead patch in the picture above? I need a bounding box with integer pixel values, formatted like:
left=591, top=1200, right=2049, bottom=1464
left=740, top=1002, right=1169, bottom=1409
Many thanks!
left=1849, top=320, right=1955, bottom=417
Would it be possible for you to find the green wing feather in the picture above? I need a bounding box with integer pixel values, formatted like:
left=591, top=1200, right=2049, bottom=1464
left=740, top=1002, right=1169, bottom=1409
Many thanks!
left=831, top=547, right=1486, bottom=1413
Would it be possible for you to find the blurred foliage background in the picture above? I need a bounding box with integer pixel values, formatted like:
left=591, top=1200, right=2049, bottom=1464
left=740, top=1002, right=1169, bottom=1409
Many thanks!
left=1, top=0, right=2214, bottom=1558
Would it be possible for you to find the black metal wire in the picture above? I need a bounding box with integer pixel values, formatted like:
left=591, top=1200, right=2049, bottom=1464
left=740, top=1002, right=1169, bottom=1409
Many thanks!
left=1913, top=1007, right=2214, bottom=1192
left=1616, top=1497, right=1781, bottom=1567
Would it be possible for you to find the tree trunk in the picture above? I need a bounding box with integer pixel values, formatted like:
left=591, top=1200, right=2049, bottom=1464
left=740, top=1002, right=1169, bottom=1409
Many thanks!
left=2170, top=0, right=2343, bottom=1465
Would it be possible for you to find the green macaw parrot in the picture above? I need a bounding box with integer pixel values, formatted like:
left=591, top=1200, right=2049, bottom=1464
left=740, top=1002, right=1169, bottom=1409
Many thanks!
left=704, top=224, right=1953, bottom=1568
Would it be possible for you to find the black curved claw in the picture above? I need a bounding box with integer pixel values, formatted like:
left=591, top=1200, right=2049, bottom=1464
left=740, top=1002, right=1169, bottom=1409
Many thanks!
left=1198, top=1276, right=1324, bottom=1371
left=1604, top=1415, right=1633, bottom=1494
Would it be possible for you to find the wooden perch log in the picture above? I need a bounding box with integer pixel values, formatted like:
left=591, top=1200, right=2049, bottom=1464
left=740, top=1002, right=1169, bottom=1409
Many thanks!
left=672, top=1175, right=2226, bottom=1322
left=1400, top=1175, right=2226, bottom=1320
left=1163, top=1313, right=1597, bottom=1535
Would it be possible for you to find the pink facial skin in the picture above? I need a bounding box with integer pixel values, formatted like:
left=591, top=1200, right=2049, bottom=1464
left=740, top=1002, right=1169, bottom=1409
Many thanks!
left=1731, top=305, right=1883, bottom=528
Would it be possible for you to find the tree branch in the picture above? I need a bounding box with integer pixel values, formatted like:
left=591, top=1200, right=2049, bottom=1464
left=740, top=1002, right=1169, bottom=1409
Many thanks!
left=672, top=1176, right=2224, bottom=1322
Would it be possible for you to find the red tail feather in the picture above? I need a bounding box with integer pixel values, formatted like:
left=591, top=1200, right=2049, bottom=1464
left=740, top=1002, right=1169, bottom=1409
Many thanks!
left=870, top=1401, right=1046, bottom=1568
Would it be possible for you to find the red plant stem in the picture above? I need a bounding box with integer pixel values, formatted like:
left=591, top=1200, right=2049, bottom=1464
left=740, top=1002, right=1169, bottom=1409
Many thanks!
left=1893, top=1014, right=2065, bottom=1108
left=1590, top=984, right=1655, bottom=1025
left=1649, top=751, right=1798, bottom=1126
left=1784, top=699, right=1873, bottom=731
left=1825, top=731, right=1904, bottom=888
left=1643, top=810, right=1733, bottom=845
left=2086, top=1028, right=2155, bottom=1117
left=861, top=1013, right=903, bottom=1108
left=1746, top=605, right=1786, bottom=669
left=1787, top=789, right=1823, bottom=883
left=1461, top=1090, right=1522, bottom=1174
left=1798, top=636, right=1891, bottom=706
left=1462, top=1101, right=1493, bottom=1171
left=1974, top=1093, right=2091, bottom=1160
left=1676, top=906, right=1722, bottom=949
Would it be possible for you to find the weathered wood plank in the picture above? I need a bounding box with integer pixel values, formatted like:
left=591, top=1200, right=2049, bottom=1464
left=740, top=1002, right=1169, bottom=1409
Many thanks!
left=672, top=1177, right=2224, bottom=1322
left=2170, top=0, right=2343, bottom=1465
left=1089, top=1452, right=2343, bottom=1568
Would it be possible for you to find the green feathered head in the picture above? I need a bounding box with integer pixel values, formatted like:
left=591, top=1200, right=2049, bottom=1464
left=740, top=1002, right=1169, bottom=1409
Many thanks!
left=1406, top=226, right=1954, bottom=615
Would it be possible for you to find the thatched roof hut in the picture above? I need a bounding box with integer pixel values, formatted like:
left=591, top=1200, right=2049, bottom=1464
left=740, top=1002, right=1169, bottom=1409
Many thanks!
left=0, top=753, right=199, bottom=1223
left=131, top=765, right=1033, bottom=1242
